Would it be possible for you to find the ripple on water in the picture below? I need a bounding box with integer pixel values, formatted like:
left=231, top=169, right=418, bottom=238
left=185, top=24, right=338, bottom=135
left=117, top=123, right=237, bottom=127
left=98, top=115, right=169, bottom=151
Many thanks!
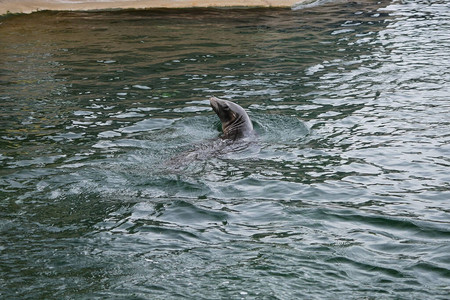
left=1, top=2, right=450, bottom=299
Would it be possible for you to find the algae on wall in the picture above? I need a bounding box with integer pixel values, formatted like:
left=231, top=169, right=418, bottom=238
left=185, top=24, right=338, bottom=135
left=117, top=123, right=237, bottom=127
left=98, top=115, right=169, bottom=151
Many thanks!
left=0, top=0, right=306, bottom=15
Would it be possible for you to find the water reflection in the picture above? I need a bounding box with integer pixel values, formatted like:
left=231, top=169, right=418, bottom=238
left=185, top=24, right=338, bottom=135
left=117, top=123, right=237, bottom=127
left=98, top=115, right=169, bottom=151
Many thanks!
left=1, top=1, right=450, bottom=298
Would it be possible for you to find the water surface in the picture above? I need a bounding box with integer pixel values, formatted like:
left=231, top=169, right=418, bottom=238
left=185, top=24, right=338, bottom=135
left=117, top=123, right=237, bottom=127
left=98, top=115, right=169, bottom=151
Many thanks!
left=1, top=1, right=450, bottom=298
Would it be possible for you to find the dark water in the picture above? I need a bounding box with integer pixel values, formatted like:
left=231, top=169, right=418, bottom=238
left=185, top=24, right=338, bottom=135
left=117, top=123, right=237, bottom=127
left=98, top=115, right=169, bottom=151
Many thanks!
left=1, top=0, right=450, bottom=298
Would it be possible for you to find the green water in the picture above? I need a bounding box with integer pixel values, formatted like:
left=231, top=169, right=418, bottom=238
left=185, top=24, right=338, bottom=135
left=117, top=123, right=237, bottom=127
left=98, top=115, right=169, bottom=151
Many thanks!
left=1, top=1, right=450, bottom=298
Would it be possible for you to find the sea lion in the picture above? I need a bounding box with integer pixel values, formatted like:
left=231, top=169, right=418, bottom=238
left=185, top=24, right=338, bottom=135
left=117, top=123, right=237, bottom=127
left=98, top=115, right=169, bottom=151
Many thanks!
left=167, top=97, right=255, bottom=169
left=210, top=96, right=254, bottom=140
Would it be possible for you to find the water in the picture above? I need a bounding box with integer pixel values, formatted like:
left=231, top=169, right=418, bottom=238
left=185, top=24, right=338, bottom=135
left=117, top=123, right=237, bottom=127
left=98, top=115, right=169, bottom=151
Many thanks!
left=1, top=1, right=450, bottom=298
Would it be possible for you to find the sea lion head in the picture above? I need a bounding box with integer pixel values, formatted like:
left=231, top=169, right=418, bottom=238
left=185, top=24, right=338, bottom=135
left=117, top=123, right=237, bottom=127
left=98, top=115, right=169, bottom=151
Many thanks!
left=209, top=96, right=254, bottom=140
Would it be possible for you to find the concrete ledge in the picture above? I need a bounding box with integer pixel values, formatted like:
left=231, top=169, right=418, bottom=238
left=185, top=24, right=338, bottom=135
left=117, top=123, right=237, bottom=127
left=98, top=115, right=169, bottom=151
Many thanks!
left=0, top=0, right=306, bottom=15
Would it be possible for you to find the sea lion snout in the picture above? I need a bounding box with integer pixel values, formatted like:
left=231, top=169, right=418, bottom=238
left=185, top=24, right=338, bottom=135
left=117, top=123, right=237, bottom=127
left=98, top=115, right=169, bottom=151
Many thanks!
left=209, top=96, right=223, bottom=114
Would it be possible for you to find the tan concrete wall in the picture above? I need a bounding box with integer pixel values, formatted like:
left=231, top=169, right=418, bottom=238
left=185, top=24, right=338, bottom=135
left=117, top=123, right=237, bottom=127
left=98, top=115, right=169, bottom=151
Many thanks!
left=0, top=0, right=307, bottom=15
